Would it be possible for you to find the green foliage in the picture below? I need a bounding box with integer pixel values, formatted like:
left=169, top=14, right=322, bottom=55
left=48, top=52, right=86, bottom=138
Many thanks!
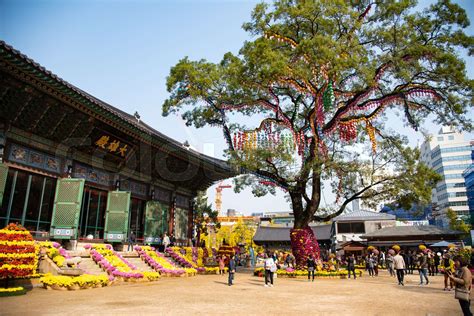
left=447, top=208, right=471, bottom=234
left=163, top=0, right=473, bottom=227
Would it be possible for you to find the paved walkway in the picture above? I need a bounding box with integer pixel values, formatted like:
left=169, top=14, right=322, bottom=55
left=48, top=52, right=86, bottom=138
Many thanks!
left=1, top=270, right=468, bottom=315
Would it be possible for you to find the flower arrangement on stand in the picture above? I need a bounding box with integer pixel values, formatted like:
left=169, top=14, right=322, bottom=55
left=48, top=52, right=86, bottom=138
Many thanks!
left=166, top=247, right=205, bottom=273
left=90, top=244, right=144, bottom=281
left=135, top=246, right=185, bottom=277
left=217, top=245, right=234, bottom=262
left=0, top=223, right=38, bottom=293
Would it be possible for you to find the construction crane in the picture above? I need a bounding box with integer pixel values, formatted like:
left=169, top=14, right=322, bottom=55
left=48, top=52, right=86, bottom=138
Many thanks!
left=215, top=181, right=232, bottom=216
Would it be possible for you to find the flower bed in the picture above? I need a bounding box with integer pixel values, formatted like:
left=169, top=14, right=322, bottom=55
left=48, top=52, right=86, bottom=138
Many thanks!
left=0, top=223, right=39, bottom=279
left=253, top=267, right=363, bottom=278
left=0, top=286, right=26, bottom=296
left=38, top=241, right=70, bottom=267
left=90, top=244, right=144, bottom=281
left=167, top=247, right=205, bottom=273
left=202, top=266, right=228, bottom=274
left=135, top=246, right=185, bottom=277
left=40, top=273, right=110, bottom=290
left=183, top=247, right=205, bottom=267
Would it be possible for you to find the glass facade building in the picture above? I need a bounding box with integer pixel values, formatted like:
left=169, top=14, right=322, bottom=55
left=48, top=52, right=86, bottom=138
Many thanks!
left=420, top=127, right=473, bottom=227
left=463, top=166, right=474, bottom=227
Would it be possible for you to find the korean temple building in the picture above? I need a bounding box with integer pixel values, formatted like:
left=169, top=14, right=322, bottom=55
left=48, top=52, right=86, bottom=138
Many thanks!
left=0, top=41, right=236, bottom=245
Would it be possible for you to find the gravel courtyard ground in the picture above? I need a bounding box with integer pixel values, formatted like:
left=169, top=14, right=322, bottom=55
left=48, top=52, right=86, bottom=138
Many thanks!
left=1, top=270, right=469, bottom=315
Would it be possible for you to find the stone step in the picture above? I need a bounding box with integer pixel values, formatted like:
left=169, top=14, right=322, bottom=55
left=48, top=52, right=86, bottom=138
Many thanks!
left=77, top=257, right=107, bottom=276
left=126, top=257, right=155, bottom=272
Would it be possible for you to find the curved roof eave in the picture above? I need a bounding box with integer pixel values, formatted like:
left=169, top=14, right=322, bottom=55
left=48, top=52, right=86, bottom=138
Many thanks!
left=0, top=40, right=237, bottom=178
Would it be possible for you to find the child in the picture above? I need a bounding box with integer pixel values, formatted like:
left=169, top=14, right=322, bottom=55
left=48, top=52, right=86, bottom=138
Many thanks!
left=218, top=256, right=226, bottom=275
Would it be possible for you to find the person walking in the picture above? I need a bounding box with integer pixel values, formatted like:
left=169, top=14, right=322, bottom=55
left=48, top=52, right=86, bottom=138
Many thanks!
left=347, top=254, right=356, bottom=279
left=307, top=254, right=316, bottom=282
left=418, top=250, right=429, bottom=285
left=428, top=252, right=436, bottom=277
left=127, top=231, right=136, bottom=252
left=228, top=255, right=236, bottom=286
left=447, top=255, right=472, bottom=316
left=441, top=252, right=455, bottom=291
left=264, top=253, right=277, bottom=287
left=373, top=253, right=379, bottom=276
left=386, top=253, right=395, bottom=277
left=285, top=253, right=292, bottom=268
left=434, top=252, right=441, bottom=275
left=393, top=250, right=406, bottom=286
left=401, top=251, right=408, bottom=275
left=367, top=255, right=375, bottom=277
left=162, top=233, right=170, bottom=251
left=406, top=251, right=413, bottom=274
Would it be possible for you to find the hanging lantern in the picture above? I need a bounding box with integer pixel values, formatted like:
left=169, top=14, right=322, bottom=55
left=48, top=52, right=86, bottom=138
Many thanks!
left=365, top=120, right=377, bottom=153
left=323, top=80, right=335, bottom=111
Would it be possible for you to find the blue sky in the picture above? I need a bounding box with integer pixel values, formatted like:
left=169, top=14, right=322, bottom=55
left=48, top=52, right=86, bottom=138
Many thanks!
left=0, top=0, right=472, bottom=215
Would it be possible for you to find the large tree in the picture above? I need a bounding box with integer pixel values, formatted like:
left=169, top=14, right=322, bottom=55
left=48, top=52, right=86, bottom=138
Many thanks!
left=163, top=0, right=473, bottom=266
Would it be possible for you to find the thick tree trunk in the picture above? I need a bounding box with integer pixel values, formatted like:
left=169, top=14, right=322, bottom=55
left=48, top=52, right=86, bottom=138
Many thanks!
left=289, top=191, right=320, bottom=268
left=290, top=226, right=320, bottom=268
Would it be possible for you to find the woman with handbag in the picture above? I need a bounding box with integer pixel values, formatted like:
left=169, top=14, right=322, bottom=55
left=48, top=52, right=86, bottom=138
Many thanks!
left=448, top=255, right=472, bottom=316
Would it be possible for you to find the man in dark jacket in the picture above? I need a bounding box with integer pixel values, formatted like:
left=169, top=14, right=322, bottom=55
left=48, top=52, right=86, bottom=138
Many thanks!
left=228, top=255, right=236, bottom=286
left=127, top=231, right=136, bottom=252
left=418, top=251, right=429, bottom=285
left=347, top=254, right=356, bottom=279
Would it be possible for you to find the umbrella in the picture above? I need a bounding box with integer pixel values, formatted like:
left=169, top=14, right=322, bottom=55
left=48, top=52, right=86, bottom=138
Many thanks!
left=430, top=241, right=451, bottom=247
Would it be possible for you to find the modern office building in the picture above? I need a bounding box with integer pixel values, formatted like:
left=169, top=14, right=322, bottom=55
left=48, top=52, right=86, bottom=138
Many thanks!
left=420, top=127, right=473, bottom=227
left=463, top=165, right=474, bottom=226
left=380, top=204, right=431, bottom=225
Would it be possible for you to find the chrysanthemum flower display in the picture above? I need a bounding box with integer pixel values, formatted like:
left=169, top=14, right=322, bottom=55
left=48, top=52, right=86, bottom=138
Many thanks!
left=135, top=246, right=185, bottom=276
left=253, top=267, right=360, bottom=278
left=0, top=223, right=38, bottom=279
left=38, top=241, right=70, bottom=267
left=90, top=244, right=144, bottom=280
left=290, top=227, right=320, bottom=268
left=39, top=273, right=110, bottom=290
left=0, top=286, right=26, bottom=296
left=166, top=247, right=205, bottom=273
left=136, top=246, right=180, bottom=275
left=183, top=247, right=205, bottom=267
